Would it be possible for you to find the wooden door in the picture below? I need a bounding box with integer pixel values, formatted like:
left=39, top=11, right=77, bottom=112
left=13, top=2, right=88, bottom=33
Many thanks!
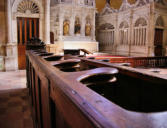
left=154, top=29, right=163, bottom=56
left=17, top=17, right=39, bottom=69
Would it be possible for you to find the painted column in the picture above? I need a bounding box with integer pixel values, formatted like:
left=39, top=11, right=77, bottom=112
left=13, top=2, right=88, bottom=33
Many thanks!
left=6, top=0, right=12, bottom=44
left=44, top=0, right=50, bottom=44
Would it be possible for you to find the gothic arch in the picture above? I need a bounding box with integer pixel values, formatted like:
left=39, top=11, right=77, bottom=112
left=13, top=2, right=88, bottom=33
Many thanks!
left=133, top=0, right=148, bottom=7
left=17, top=0, right=39, bottom=14
left=119, top=21, right=129, bottom=45
left=85, top=15, right=91, bottom=23
left=99, top=23, right=115, bottom=30
left=74, top=17, right=81, bottom=34
left=12, top=0, right=43, bottom=13
left=119, top=21, right=129, bottom=29
left=155, top=16, right=164, bottom=27
left=134, top=17, right=147, bottom=27
left=12, top=0, right=44, bottom=44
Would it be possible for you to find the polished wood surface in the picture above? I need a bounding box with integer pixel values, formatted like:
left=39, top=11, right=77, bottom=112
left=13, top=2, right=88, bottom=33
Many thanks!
left=17, top=18, right=39, bottom=69
left=154, top=29, right=163, bottom=56
left=26, top=51, right=167, bottom=128
left=91, top=56, right=167, bottom=68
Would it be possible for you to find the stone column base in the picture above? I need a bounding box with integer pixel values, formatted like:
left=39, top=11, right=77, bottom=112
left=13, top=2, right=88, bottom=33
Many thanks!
left=0, top=56, right=5, bottom=71
left=5, top=56, right=18, bottom=71
left=5, top=43, right=18, bottom=71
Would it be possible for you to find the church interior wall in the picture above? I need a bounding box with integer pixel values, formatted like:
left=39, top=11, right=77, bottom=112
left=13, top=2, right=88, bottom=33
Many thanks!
left=1, top=0, right=167, bottom=71
left=116, top=9, right=131, bottom=56
left=96, top=1, right=166, bottom=57
left=154, top=5, right=167, bottom=56
left=49, top=1, right=98, bottom=54
left=0, top=0, right=6, bottom=71
left=0, top=0, right=6, bottom=55
left=7, top=0, right=45, bottom=71
left=130, top=5, right=149, bottom=56
left=12, top=0, right=45, bottom=42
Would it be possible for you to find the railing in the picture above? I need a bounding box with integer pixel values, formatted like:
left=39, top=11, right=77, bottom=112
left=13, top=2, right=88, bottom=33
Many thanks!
left=108, top=56, right=167, bottom=68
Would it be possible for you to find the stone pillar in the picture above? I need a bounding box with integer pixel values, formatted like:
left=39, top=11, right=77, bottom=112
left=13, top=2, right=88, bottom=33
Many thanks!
left=92, top=11, right=96, bottom=41
left=81, top=16, right=85, bottom=36
left=129, top=10, right=134, bottom=56
left=6, top=0, right=12, bottom=45
left=147, top=3, right=155, bottom=56
left=5, top=0, right=17, bottom=71
left=59, top=14, right=64, bottom=41
left=114, top=14, right=119, bottom=54
left=70, top=17, right=75, bottom=36
left=44, top=0, right=50, bottom=44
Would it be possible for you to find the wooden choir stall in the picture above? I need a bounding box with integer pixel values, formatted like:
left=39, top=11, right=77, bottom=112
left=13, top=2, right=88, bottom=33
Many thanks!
left=26, top=43, right=167, bottom=128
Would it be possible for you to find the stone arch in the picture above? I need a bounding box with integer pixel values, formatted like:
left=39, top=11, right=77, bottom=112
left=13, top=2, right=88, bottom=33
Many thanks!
left=119, top=21, right=129, bottom=45
left=12, top=0, right=44, bottom=41
left=133, top=0, right=147, bottom=7
left=12, top=0, right=43, bottom=13
left=133, top=17, right=147, bottom=46
left=85, top=15, right=91, bottom=25
left=119, top=21, right=129, bottom=29
left=17, top=0, right=39, bottom=14
left=134, top=17, right=147, bottom=27
left=99, top=23, right=115, bottom=30
left=155, top=16, right=164, bottom=27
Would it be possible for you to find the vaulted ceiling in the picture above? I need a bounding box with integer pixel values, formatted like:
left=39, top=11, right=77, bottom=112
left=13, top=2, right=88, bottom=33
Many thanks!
left=96, top=0, right=136, bottom=12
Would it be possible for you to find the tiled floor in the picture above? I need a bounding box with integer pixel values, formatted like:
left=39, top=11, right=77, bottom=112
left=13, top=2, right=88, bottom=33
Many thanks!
left=0, top=70, right=34, bottom=128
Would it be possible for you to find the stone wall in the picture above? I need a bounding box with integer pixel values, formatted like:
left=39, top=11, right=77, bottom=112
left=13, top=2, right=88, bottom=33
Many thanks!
left=97, top=1, right=167, bottom=57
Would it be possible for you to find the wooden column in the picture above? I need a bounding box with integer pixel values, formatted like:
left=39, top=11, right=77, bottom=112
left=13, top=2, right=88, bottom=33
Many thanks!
left=29, top=19, right=32, bottom=39
left=19, top=19, right=22, bottom=45
left=24, top=19, right=27, bottom=44
left=34, top=19, right=37, bottom=38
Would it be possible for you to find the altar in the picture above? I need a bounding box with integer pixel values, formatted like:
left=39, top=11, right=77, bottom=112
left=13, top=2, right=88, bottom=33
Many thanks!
left=48, top=0, right=98, bottom=54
